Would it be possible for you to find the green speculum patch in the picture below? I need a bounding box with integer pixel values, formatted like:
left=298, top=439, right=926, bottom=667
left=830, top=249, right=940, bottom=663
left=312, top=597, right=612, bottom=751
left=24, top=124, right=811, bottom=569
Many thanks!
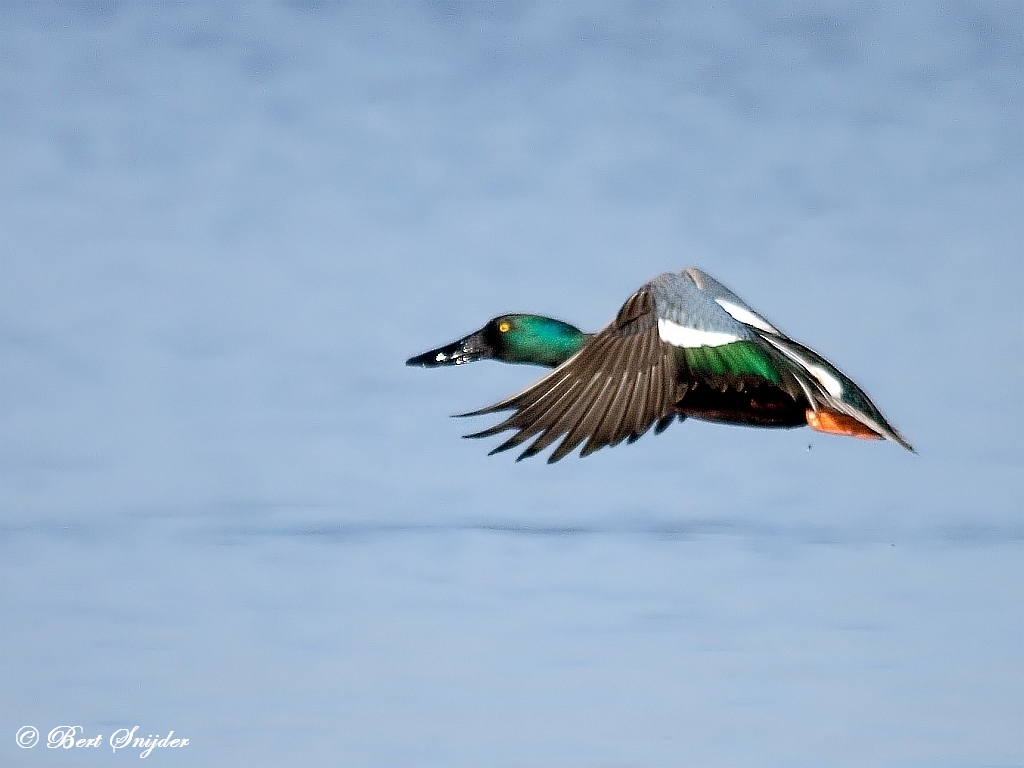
left=682, top=341, right=780, bottom=383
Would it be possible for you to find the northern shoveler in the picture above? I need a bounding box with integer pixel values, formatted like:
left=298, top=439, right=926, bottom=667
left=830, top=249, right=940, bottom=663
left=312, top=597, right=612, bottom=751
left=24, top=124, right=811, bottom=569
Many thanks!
left=407, top=268, right=913, bottom=462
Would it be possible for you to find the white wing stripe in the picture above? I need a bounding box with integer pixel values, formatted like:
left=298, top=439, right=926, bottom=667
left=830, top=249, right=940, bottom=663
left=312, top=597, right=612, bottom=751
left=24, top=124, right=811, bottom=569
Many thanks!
left=714, top=299, right=779, bottom=334
left=761, top=336, right=845, bottom=397
left=657, top=318, right=739, bottom=348
left=806, top=363, right=844, bottom=398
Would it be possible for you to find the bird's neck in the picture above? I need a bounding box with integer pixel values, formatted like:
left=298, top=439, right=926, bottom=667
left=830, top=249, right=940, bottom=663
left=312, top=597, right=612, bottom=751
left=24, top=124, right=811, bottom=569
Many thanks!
left=506, top=316, right=590, bottom=367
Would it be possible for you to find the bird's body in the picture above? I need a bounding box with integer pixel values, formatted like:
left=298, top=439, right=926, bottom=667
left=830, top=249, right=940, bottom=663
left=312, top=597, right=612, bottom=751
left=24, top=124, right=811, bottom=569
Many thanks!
left=407, top=268, right=913, bottom=462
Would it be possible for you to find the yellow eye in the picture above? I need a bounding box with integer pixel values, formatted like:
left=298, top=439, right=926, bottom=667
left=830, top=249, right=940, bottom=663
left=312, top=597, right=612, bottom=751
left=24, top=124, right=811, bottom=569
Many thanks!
left=498, top=321, right=511, bottom=333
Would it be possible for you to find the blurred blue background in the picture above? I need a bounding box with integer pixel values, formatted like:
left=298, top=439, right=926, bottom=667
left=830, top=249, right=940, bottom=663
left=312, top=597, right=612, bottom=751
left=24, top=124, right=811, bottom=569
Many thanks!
left=1, top=2, right=1021, bottom=765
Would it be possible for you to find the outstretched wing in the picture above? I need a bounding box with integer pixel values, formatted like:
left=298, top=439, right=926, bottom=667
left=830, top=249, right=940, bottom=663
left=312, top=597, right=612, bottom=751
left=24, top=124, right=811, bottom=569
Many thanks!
left=682, top=267, right=784, bottom=336
left=758, top=334, right=914, bottom=450
left=458, top=285, right=681, bottom=463
left=647, top=271, right=796, bottom=394
left=684, top=267, right=914, bottom=451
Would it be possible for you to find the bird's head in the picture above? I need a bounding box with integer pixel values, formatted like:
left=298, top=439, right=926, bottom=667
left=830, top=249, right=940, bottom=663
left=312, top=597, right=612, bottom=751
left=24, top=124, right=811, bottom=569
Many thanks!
left=406, top=314, right=588, bottom=369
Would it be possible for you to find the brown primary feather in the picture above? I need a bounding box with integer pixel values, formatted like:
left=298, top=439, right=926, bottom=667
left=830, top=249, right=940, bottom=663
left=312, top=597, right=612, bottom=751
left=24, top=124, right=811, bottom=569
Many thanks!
left=460, top=286, right=684, bottom=463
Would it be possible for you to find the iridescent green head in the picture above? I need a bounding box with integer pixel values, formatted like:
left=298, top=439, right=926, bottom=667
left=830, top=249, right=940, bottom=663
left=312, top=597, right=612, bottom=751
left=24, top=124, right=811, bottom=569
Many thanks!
left=406, top=314, right=589, bottom=369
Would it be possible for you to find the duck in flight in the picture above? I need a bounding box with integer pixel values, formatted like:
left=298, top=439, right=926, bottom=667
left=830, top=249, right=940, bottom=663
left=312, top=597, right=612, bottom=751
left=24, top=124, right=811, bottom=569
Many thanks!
left=407, top=268, right=913, bottom=462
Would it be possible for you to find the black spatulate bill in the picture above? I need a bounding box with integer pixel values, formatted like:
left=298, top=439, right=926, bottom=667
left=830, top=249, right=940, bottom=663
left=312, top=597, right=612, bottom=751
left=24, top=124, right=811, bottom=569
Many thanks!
left=406, top=327, right=495, bottom=368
